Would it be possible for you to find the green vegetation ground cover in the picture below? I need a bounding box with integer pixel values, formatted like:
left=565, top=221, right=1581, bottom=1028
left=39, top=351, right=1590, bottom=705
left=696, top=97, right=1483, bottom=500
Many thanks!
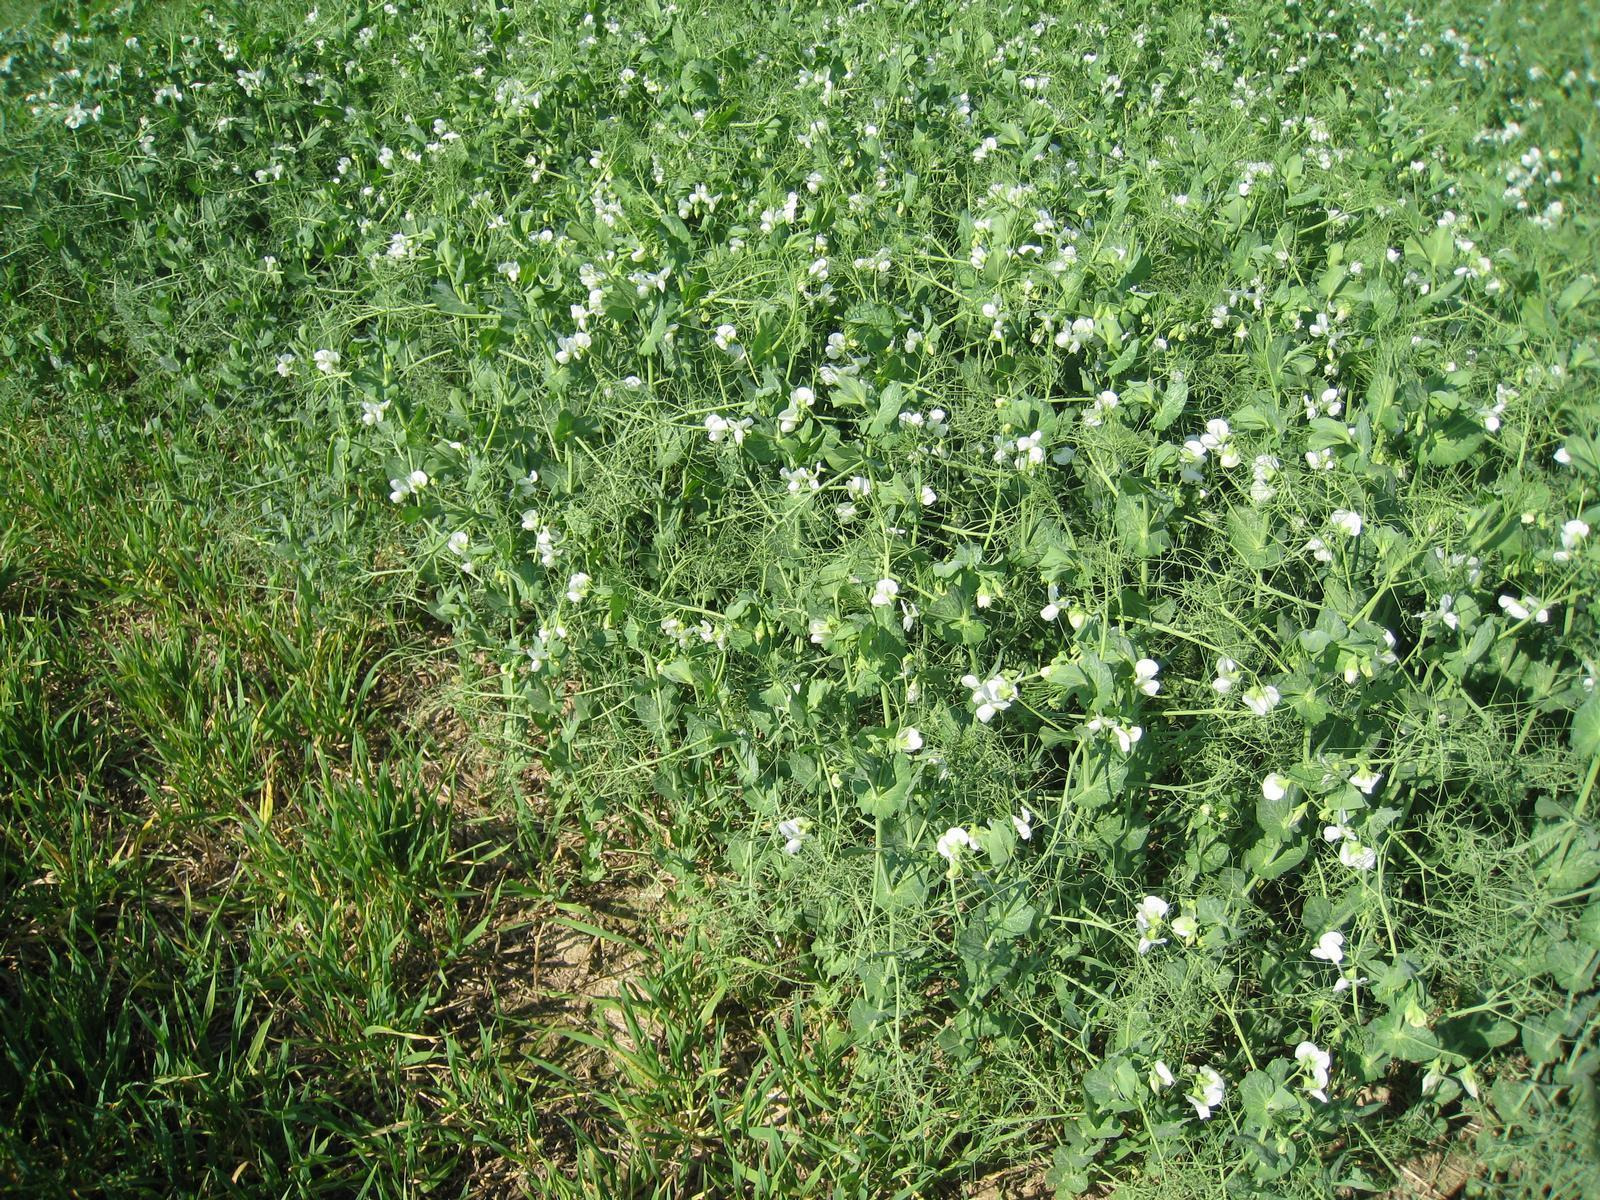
left=2, top=0, right=1599, bottom=1195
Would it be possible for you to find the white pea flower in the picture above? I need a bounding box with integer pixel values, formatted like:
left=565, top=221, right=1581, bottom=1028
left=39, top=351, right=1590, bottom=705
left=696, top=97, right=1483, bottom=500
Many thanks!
left=1242, top=684, right=1281, bottom=716
left=275, top=352, right=297, bottom=377
left=1555, top=519, right=1590, bottom=563
left=808, top=617, right=832, bottom=645
left=713, top=323, right=740, bottom=354
left=900, top=601, right=919, bottom=632
left=1295, top=1042, right=1332, bottom=1103
left=870, top=577, right=900, bottom=607
left=1261, top=773, right=1290, bottom=802
left=1014, top=430, right=1046, bottom=470
left=313, top=348, right=342, bottom=374
left=935, top=826, right=980, bottom=875
left=446, top=530, right=470, bottom=556
left=1333, top=968, right=1370, bottom=994
left=1170, top=913, right=1199, bottom=943
left=1425, top=594, right=1460, bottom=631
left=360, top=398, right=391, bottom=426
left=780, top=464, right=823, bottom=492
left=1188, top=1067, right=1226, bottom=1120
left=565, top=572, right=591, bottom=603
left=920, top=485, right=938, bottom=506
left=961, top=674, right=1017, bottom=723
left=1330, top=509, right=1363, bottom=537
left=1040, top=582, right=1062, bottom=622
left=1338, top=839, right=1377, bottom=871
left=1150, top=1059, right=1176, bottom=1093
left=777, top=817, right=811, bottom=855
left=1135, top=895, right=1170, bottom=955
left=1306, top=536, right=1334, bottom=564
left=1212, top=657, right=1242, bottom=694
left=1497, top=593, right=1549, bottom=623
left=1087, top=716, right=1144, bottom=753
left=1250, top=454, right=1281, bottom=504
left=846, top=475, right=873, bottom=498
left=892, top=726, right=923, bottom=753
left=779, top=385, right=814, bottom=433
left=1348, top=768, right=1383, bottom=795
left=1310, top=930, right=1345, bottom=964
left=1305, top=447, right=1335, bottom=471
left=1012, top=806, right=1034, bottom=840
left=1134, top=658, right=1161, bottom=696
left=704, top=412, right=753, bottom=444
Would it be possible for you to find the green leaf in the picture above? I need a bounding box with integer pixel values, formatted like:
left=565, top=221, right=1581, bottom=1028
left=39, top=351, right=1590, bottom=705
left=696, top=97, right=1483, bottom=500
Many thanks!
left=1572, top=694, right=1600, bottom=759
left=1420, top=411, right=1486, bottom=467
left=1114, top=488, right=1171, bottom=558
left=1367, top=1012, right=1440, bottom=1063
left=1228, top=506, right=1281, bottom=568
left=854, top=755, right=914, bottom=818
left=1545, top=938, right=1597, bottom=991
left=1521, top=1013, right=1565, bottom=1065
left=1245, top=835, right=1306, bottom=880
left=1152, top=374, right=1187, bottom=431
left=866, top=382, right=904, bottom=437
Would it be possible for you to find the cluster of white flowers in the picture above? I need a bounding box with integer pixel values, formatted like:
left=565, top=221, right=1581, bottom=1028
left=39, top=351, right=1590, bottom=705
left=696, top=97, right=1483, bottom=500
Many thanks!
left=1295, top=1041, right=1332, bottom=1103
left=1249, top=453, right=1281, bottom=503
left=1135, top=894, right=1169, bottom=954
left=993, top=429, right=1046, bottom=472
left=1132, top=658, right=1161, bottom=697
left=1187, top=1067, right=1226, bottom=1120
left=1322, top=819, right=1377, bottom=870
left=780, top=464, right=823, bottom=493
left=777, top=817, right=810, bottom=855
left=520, top=509, right=561, bottom=567
left=704, top=411, right=753, bottom=444
left=525, top=622, right=567, bottom=673
left=1086, top=716, right=1143, bottom=753
left=554, top=329, right=592, bottom=365
left=677, top=182, right=722, bottom=220
left=778, top=386, right=814, bottom=434
left=388, top=468, right=429, bottom=503
left=1554, top=518, right=1589, bottom=563
left=1082, top=388, right=1120, bottom=427
left=1497, top=593, right=1550, bottom=623
left=660, top=615, right=727, bottom=650
left=961, top=673, right=1017, bottom=723
left=1241, top=683, right=1282, bottom=716
left=936, top=825, right=980, bottom=875
left=1303, top=385, right=1344, bottom=420
left=1179, top=419, right=1240, bottom=480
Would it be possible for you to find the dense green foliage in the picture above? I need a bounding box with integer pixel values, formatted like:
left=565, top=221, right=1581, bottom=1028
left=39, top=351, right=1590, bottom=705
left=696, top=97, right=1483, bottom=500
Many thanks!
left=3, top=0, right=1599, bottom=1195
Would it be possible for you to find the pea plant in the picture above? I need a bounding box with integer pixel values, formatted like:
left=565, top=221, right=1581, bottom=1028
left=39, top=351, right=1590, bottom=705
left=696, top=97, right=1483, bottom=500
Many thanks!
left=3, top=0, right=1598, bottom=1193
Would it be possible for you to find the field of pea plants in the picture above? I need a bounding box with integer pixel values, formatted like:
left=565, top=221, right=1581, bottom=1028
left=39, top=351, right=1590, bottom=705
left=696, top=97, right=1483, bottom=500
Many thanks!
left=3, top=0, right=1599, bottom=1195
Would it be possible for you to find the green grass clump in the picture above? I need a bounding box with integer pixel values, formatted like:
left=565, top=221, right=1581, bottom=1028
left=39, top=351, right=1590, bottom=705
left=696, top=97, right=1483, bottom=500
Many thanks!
left=3, top=0, right=1599, bottom=1195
